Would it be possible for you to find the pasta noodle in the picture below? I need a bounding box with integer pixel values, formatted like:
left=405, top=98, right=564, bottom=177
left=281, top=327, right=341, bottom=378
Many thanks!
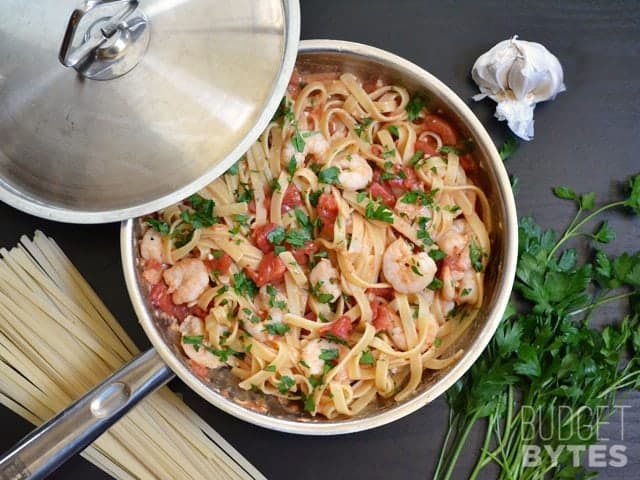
left=0, top=231, right=264, bottom=480
left=139, top=71, right=491, bottom=418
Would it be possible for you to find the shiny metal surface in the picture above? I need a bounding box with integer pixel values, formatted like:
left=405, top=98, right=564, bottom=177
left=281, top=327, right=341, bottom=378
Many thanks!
left=121, top=40, right=519, bottom=434
left=0, top=350, right=173, bottom=480
left=0, top=0, right=300, bottom=223
left=58, top=0, right=150, bottom=81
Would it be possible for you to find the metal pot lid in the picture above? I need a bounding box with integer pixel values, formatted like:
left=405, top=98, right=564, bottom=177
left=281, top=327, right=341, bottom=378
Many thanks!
left=0, top=0, right=300, bottom=223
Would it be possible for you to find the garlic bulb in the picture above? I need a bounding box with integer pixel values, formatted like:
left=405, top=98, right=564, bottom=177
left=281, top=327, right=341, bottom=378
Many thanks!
left=471, top=36, right=566, bottom=141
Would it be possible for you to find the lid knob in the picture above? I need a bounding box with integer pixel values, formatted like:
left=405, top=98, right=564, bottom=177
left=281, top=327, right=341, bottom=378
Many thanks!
left=58, top=0, right=150, bottom=81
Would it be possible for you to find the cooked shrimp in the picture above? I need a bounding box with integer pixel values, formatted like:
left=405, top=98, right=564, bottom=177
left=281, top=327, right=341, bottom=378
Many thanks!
left=394, top=200, right=432, bottom=222
left=239, top=307, right=268, bottom=342
left=309, top=258, right=342, bottom=302
left=301, top=338, right=337, bottom=375
left=383, top=239, right=437, bottom=294
left=140, top=229, right=163, bottom=262
left=334, top=153, right=373, bottom=191
left=179, top=315, right=222, bottom=369
left=457, top=270, right=479, bottom=304
left=284, top=131, right=330, bottom=164
left=437, top=227, right=467, bottom=257
left=163, top=258, right=209, bottom=304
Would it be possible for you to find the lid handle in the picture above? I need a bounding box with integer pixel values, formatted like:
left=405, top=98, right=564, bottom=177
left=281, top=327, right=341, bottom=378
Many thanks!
left=58, top=0, right=149, bottom=81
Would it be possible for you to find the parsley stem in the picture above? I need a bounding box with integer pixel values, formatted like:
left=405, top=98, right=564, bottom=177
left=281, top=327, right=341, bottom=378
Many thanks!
left=568, top=291, right=634, bottom=317
left=469, top=408, right=500, bottom=480
left=432, top=409, right=457, bottom=480
left=546, top=200, right=624, bottom=261
left=441, top=413, right=479, bottom=480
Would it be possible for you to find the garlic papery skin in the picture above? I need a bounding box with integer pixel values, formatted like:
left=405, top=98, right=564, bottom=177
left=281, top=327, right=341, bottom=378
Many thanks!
left=471, top=36, right=566, bottom=141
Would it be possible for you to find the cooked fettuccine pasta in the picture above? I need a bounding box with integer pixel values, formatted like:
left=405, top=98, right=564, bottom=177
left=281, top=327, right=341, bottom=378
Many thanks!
left=139, top=71, right=491, bottom=418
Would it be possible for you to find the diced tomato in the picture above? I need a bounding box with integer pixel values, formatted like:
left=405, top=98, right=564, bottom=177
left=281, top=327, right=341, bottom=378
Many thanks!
left=366, top=286, right=395, bottom=301
left=371, top=301, right=395, bottom=332
left=145, top=259, right=162, bottom=270
left=188, top=359, right=209, bottom=379
left=290, top=241, right=318, bottom=266
left=251, top=222, right=279, bottom=253
left=281, top=184, right=303, bottom=213
left=189, top=306, right=208, bottom=319
left=320, top=315, right=353, bottom=341
left=459, top=154, right=476, bottom=173
left=421, top=114, right=458, bottom=146
left=385, top=166, right=421, bottom=194
left=367, top=182, right=396, bottom=208
left=317, top=193, right=338, bottom=237
left=149, top=283, right=189, bottom=322
left=203, top=253, right=233, bottom=276
left=287, top=69, right=303, bottom=96
left=247, top=252, right=286, bottom=287
left=414, top=138, right=439, bottom=157
left=363, top=79, right=383, bottom=93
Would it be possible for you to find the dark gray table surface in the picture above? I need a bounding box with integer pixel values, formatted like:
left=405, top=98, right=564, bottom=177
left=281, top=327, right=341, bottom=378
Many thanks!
left=1, top=1, right=639, bottom=479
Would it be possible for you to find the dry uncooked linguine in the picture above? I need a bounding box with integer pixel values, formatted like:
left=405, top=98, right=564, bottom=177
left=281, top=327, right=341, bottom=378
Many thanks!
left=140, top=71, right=491, bottom=418
left=0, top=231, right=264, bottom=480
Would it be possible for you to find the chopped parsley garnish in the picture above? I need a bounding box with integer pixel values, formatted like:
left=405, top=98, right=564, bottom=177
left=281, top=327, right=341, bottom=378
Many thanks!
left=277, top=376, right=296, bottom=394
left=317, top=166, right=341, bottom=185
left=319, top=349, right=339, bottom=362
left=228, top=161, right=240, bottom=175
left=356, top=191, right=368, bottom=203
left=265, top=365, right=277, bottom=372
left=285, top=228, right=312, bottom=248
left=406, top=95, right=426, bottom=121
left=439, top=146, right=462, bottom=156
left=388, top=125, right=399, bottom=139
left=311, top=281, right=334, bottom=304
left=182, top=335, right=204, bottom=351
left=299, top=360, right=310, bottom=369
left=303, top=394, right=315, bottom=413
left=273, top=97, right=295, bottom=123
left=325, top=333, right=349, bottom=346
left=411, top=263, right=424, bottom=276
left=266, top=226, right=286, bottom=245
left=444, top=205, right=461, bottom=214
left=270, top=178, right=282, bottom=193
left=469, top=241, right=487, bottom=272
left=461, top=288, right=472, bottom=297
left=379, top=161, right=406, bottom=182
left=382, top=147, right=396, bottom=159
left=401, top=189, right=437, bottom=206
left=433, top=338, right=442, bottom=348
left=365, top=199, right=394, bottom=224
left=266, top=285, right=287, bottom=309
left=232, top=272, right=258, bottom=299
left=291, top=128, right=306, bottom=153
left=287, top=156, right=297, bottom=176
left=428, top=249, right=447, bottom=262
left=427, top=277, right=443, bottom=291
left=417, top=217, right=434, bottom=246
left=359, top=351, right=375, bottom=365
left=409, top=151, right=425, bottom=168
left=265, top=322, right=290, bottom=336
left=145, top=218, right=170, bottom=235
left=206, top=346, right=244, bottom=362
left=354, top=117, right=373, bottom=140
left=309, top=190, right=322, bottom=207
left=181, top=195, right=219, bottom=229
left=235, top=183, right=254, bottom=203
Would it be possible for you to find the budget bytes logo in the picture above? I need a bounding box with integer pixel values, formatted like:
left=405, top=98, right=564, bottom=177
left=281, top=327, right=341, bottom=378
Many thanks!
left=521, top=405, right=630, bottom=469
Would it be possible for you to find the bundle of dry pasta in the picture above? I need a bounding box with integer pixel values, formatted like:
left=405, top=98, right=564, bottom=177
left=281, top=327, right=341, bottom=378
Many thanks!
left=0, top=231, right=265, bottom=480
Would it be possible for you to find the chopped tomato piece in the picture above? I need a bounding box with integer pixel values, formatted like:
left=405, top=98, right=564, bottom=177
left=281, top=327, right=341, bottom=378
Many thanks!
left=317, top=193, right=338, bottom=237
left=247, top=252, right=286, bottom=287
left=290, top=241, right=318, bottom=266
left=371, top=301, right=395, bottom=332
left=189, top=306, right=208, bottom=319
left=422, top=114, right=458, bottom=146
left=366, top=286, right=395, bottom=301
left=414, top=138, right=439, bottom=157
left=251, top=223, right=279, bottom=253
left=305, top=311, right=317, bottom=322
left=385, top=166, right=421, bottom=195
left=281, top=184, right=303, bottom=213
left=149, top=283, right=189, bottom=322
left=459, top=154, right=476, bottom=173
left=320, top=315, right=353, bottom=341
left=203, top=253, right=233, bottom=276
left=367, top=182, right=395, bottom=209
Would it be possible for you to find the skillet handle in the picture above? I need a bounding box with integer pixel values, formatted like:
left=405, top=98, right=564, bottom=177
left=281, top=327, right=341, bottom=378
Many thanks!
left=0, top=349, right=174, bottom=480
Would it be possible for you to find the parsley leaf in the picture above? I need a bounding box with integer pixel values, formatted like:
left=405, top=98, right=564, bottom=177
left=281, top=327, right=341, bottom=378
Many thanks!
left=266, top=226, right=285, bottom=245
left=406, top=95, right=425, bottom=121
left=388, top=125, right=399, bottom=139
left=287, top=156, right=297, bottom=176
left=291, top=128, right=305, bottom=153
left=365, top=200, right=394, bottom=224
left=317, top=166, right=341, bottom=185
left=265, top=322, right=290, bottom=336
left=277, top=376, right=295, bottom=394
left=359, top=351, right=375, bottom=365
left=498, top=136, right=519, bottom=161
left=182, top=335, right=204, bottom=351
left=232, top=272, right=258, bottom=299
left=319, top=349, right=339, bottom=361
left=145, top=218, right=170, bottom=236
left=469, top=241, right=487, bottom=272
